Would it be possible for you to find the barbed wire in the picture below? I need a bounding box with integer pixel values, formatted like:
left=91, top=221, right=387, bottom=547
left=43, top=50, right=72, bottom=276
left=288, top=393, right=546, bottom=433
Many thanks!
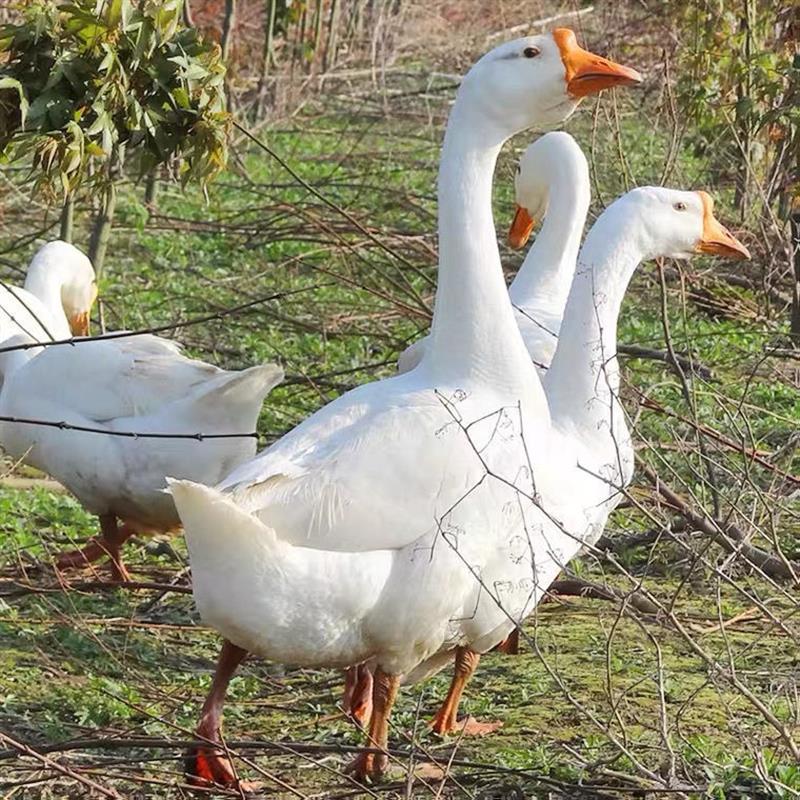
left=0, top=283, right=330, bottom=354
left=0, top=415, right=258, bottom=441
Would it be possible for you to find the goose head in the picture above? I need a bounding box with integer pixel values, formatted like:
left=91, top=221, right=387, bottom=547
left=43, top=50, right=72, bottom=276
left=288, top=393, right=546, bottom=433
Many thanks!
left=27, top=241, right=98, bottom=336
left=508, top=131, right=590, bottom=248
left=460, top=28, right=642, bottom=138
left=615, top=187, right=750, bottom=261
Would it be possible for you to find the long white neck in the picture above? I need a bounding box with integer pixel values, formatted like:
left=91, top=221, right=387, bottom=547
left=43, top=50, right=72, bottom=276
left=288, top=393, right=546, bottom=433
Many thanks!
left=23, top=261, right=71, bottom=336
left=508, top=164, right=589, bottom=318
left=544, top=203, right=644, bottom=427
left=425, top=98, right=542, bottom=401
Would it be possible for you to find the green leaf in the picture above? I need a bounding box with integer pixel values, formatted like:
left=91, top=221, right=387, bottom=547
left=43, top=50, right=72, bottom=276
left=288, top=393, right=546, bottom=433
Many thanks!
left=141, top=110, right=156, bottom=137
left=0, top=77, right=28, bottom=129
left=86, top=109, right=109, bottom=135
left=105, top=0, right=124, bottom=27
left=98, top=44, right=115, bottom=73
left=101, top=122, right=113, bottom=154
left=171, top=86, right=190, bottom=109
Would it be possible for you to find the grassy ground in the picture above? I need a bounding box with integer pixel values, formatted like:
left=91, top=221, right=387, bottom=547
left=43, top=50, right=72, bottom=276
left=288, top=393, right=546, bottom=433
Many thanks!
left=0, top=57, right=798, bottom=798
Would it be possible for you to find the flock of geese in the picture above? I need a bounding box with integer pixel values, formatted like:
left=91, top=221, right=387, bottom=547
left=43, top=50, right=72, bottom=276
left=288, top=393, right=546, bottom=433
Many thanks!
left=0, top=27, right=749, bottom=788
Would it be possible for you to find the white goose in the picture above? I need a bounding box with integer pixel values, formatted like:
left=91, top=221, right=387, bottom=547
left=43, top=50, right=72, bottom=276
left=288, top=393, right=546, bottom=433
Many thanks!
left=398, top=130, right=590, bottom=376
left=413, top=187, right=749, bottom=739
left=544, top=186, right=749, bottom=545
left=0, top=245, right=284, bottom=581
left=0, top=240, right=96, bottom=346
left=507, top=131, right=591, bottom=369
left=168, top=28, right=642, bottom=786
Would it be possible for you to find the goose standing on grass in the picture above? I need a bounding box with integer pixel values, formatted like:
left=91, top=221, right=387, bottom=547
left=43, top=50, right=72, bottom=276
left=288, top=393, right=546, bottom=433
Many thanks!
left=0, top=240, right=96, bottom=346
left=405, top=187, right=750, bottom=740
left=0, top=244, right=284, bottom=581
left=168, top=28, right=642, bottom=786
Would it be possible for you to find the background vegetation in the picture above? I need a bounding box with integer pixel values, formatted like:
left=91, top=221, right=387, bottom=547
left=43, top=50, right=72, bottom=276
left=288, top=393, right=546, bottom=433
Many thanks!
left=0, top=0, right=797, bottom=797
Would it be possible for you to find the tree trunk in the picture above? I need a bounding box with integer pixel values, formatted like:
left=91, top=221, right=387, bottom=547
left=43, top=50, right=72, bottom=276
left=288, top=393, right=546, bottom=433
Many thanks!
left=257, top=0, right=277, bottom=116
left=323, top=0, right=339, bottom=73
left=733, top=0, right=755, bottom=221
left=221, top=0, right=236, bottom=62
left=297, top=5, right=308, bottom=72
left=59, top=196, right=74, bottom=243
left=791, top=203, right=800, bottom=344
left=312, top=0, right=325, bottom=61
left=144, top=172, right=159, bottom=212
left=88, top=183, right=117, bottom=278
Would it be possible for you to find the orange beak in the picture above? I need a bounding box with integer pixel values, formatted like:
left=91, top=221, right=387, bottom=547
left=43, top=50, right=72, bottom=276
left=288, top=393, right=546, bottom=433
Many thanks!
left=68, top=310, right=91, bottom=337
left=554, top=28, right=643, bottom=99
left=695, top=191, right=750, bottom=260
left=508, top=205, right=537, bottom=249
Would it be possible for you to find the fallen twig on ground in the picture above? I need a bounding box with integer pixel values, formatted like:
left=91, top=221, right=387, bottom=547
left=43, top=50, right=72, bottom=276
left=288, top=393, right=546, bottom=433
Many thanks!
left=641, top=463, right=800, bottom=582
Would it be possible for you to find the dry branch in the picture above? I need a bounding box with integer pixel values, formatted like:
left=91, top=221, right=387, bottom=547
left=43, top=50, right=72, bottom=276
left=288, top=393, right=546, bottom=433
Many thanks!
left=0, top=579, right=193, bottom=599
left=641, top=463, right=800, bottom=582
left=0, top=732, right=124, bottom=799
left=617, top=343, right=714, bottom=380
left=550, top=578, right=660, bottom=615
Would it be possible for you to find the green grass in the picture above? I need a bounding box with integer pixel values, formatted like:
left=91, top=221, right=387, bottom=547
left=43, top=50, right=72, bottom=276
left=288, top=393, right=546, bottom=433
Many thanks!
left=0, top=73, right=798, bottom=798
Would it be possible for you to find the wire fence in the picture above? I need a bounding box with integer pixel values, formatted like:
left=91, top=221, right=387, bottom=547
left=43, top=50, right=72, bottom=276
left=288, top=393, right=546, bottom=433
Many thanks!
left=0, top=1, right=798, bottom=797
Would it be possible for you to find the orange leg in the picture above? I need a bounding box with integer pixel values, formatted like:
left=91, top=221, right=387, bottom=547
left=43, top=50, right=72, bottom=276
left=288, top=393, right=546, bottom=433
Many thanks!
left=342, top=663, right=374, bottom=727
left=186, top=640, right=248, bottom=788
left=347, top=668, right=400, bottom=783
left=55, top=514, right=134, bottom=582
left=494, top=628, right=520, bottom=655
left=430, top=647, right=503, bottom=736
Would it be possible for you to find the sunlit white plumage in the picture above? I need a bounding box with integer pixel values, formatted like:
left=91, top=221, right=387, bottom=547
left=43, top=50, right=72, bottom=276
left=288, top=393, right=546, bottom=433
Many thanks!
left=508, top=132, right=590, bottom=367
left=0, top=243, right=284, bottom=566
left=169, top=30, right=646, bottom=680
left=170, top=31, right=605, bottom=676
left=167, top=28, right=650, bottom=783
left=0, top=339, right=282, bottom=531
left=544, top=187, right=749, bottom=548
left=0, top=240, right=96, bottom=347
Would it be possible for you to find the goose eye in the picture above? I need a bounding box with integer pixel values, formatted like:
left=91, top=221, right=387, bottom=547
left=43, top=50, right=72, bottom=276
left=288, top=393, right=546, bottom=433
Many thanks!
left=523, top=46, right=540, bottom=59
left=673, top=202, right=686, bottom=211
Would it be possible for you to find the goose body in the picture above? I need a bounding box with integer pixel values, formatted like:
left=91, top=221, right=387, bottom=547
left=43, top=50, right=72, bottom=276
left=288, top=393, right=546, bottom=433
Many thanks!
left=0, top=243, right=283, bottom=577
left=0, top=341, right=282, bottom=531
left=169, top=28, right=644, bottom=785
left=178, top=373, right=555, bottom=670
left=347, top=184, right=751, bottom=733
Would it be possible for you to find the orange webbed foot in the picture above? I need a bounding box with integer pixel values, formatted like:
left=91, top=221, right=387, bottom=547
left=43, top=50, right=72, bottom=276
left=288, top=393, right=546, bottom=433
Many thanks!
left=342, top=664, right=373, bottom=728
left=431, top=712, right=503, bottom=737
left=452, top=716, right=503, bottom=736
left=185, top=746, right=259, bottom=791
left=345, top=750, right=388, bottom=783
